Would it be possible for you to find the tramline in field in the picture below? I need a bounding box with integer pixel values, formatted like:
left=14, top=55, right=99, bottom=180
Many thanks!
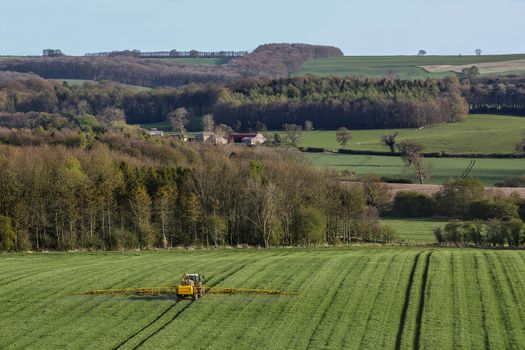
left=77, top=273, right=300, bottom=300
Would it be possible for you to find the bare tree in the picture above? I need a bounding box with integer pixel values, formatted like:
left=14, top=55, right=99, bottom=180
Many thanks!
left=398, top=140, right=430, bottom=184
left=475, top=48, right=482, bottom=56
left=168, top=108, right=189, bottom=141
left=201, top=114, right=215, bottom=132
left=336, top=127, right=352, bottom=148
left=247, top=181, right=284, bottom=248
left=361, top=175, right=392, bottom=212
left=304, top=120, right=314, bottom=131
left=97, top=107, right=126, bottom=123
left=214, top=124, right=233, bottom=138
left=418, top=50, right=427, bottom=56
left=283, top=124, right=303, bottom=147
left=381, top=132, right=398, bottom=153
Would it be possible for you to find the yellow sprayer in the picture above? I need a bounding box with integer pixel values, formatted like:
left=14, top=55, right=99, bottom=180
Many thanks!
left=76, top=272, right=299, bottom=299
left=175, top=274, right=205, bottom=301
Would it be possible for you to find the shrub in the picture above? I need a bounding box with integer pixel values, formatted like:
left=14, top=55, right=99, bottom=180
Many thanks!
left=468, top=198, right=518, bottom=220
left=392, top=192, right=436, bottom=218
left=295, top=206, right=327, bottom=245
left=0, top=216, right=16, bottom=251
left=435, top=178, right=484, bottom=217
left=361, top=175, right=392, bottom=213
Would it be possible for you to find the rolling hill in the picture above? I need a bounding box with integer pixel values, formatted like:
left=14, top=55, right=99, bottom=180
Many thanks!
left=296, top=54, right=525, bottom=79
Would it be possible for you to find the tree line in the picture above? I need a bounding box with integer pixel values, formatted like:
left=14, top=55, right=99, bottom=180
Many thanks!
left=463, top=76, right=525, bottom=115
left=0, top=44, right=343, bottom=88
left=0, top=73, right=468, bottom=131
left=434, top=219, right=525, bottom=247
left=0, top=129, right=396, bottom=251
left=390, top=178, right=525, bottom=221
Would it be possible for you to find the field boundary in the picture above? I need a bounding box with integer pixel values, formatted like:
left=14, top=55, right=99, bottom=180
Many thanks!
left=301, top=148, right=525, bottom=159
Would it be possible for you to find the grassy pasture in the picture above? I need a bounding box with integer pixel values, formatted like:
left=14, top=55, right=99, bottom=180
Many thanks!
left=298, top=115, right=525, bottom=154
left=297, top=54, right=525, bottom=79
left=140, top=116, right=202, bottom=132
left=380, top=219, right=446, bottom=243
left=2, top=249, right=525, bottom=349
left=306, top=153, right=525, bottom=185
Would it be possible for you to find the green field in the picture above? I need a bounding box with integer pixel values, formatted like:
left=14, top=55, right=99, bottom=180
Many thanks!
left=140, top=117, right=202, bottom=132
left=298, top=115, right=525, bottom=154
left=381, top=219, right=445, bottom=243
left=306, top=153, right=525, bottom=185
left=297, top=54, right=525, bottom=79
left=2, top=249, right=525, bottom=349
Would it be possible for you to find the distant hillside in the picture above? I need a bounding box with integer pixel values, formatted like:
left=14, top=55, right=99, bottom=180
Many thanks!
left=0, top=44, right=343, bottom=87
left=296, top=54, right=525, bottom=79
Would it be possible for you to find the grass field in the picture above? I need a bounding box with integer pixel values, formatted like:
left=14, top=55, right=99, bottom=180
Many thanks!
left=297, top=54, right=525, bottom=79
left=2, top=249, right=525, bottom=349
left=140, top=117, right=201, bottom=132
left=306, top=153, right=525, bottom=185
left=298, top=115, right=525, bottom=154
left=381, top=219, right=445, bottom=243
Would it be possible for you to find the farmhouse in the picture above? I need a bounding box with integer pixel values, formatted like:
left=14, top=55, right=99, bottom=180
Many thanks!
left=195, top=132, right=228, bottom=145
left=242, top=134, right=267, bottom=146
left=146, top=128, right=164, bottom=137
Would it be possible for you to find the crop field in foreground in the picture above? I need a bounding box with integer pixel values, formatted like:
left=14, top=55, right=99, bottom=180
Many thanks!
left=297, top=115, right=525, bottom=155
left=296, top=54, right=525, bottom=79
left=306, top=153, right=525, bottom=185
left=1, top=249, right=525, bottom=349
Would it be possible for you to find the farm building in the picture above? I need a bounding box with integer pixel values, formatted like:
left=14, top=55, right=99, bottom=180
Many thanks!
left=229, top=133, right=257, bottom=143
left=195, top=132, right=228, bottom=145
left=242, top=134, right=267, bottom=146
left=146, top=128, right=164, bottom=137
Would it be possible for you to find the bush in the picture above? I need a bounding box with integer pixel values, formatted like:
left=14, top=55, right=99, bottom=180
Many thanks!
left=435, top=218, right=525, bottom=247
left=380, top=177, right=414, bottom=184
left=435, top=178, right=484, bottom=217
left=494, top=177, right=525, bottom=188
left=468, top=198, right=518, bottom=220
left=392, top=192, right=436, bottom=218
left=295, top=206, right=327, bottom=245
left=0, top=216, right=16, bottom=251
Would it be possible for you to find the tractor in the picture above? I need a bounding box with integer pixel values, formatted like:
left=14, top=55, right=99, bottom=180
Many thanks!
left=176, top=274, right=205, bottom=301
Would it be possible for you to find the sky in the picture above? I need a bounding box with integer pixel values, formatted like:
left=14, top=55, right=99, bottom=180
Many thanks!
left=1, top=0, right=524, bottom=56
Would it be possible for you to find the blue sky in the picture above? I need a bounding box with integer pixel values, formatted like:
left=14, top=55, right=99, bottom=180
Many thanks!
left=1, top=0, right=524, bottom=56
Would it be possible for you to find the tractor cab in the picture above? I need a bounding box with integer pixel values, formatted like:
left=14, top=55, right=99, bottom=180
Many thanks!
left=176, top=274, right=205, bottom=301
left=181, top=274, right=203, bottom=286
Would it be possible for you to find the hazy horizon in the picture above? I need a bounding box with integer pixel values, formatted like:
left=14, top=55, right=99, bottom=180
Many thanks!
left=1, top=0, right=524, bottom=56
